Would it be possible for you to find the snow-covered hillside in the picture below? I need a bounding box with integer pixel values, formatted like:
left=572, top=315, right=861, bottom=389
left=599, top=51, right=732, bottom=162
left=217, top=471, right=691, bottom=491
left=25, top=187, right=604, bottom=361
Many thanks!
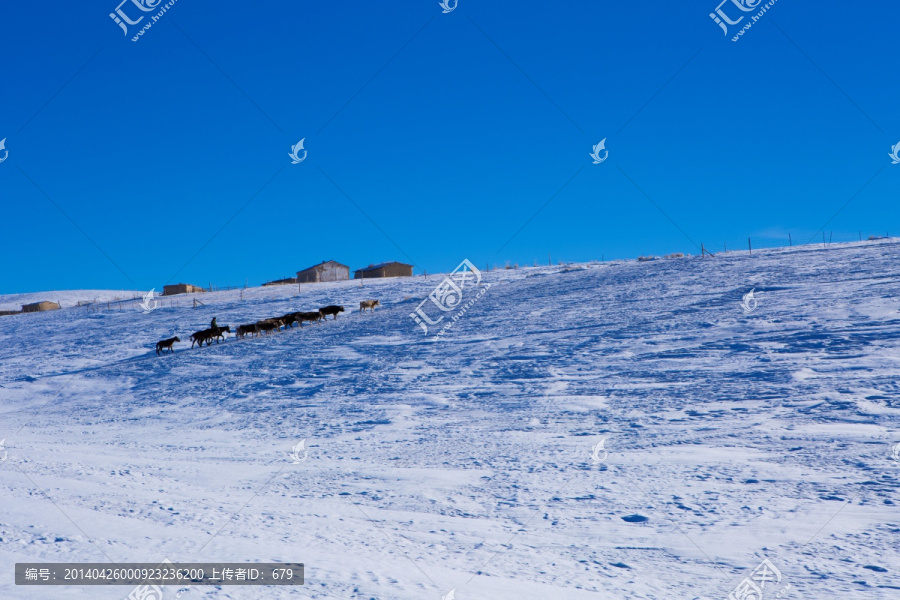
left=1, top=241, right=899, bottom=599
left=0, top=290, right=144, bottom=312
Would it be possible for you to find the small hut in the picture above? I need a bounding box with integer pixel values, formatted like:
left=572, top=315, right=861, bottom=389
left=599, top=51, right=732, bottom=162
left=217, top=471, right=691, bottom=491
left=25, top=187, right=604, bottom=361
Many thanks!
left=22, top=301, right=60, bottom=313
left=296, top=260, right=350, bottom=283
left=354, top=262, right=413, bottom=279
left=263, top=277, right=298, bottom=287
left=162, top=283, right=205, bottom=296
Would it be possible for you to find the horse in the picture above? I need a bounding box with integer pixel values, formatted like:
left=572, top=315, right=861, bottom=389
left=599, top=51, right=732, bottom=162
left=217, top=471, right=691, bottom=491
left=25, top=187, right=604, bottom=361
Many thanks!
left=156, top=336, right=180, bottom=355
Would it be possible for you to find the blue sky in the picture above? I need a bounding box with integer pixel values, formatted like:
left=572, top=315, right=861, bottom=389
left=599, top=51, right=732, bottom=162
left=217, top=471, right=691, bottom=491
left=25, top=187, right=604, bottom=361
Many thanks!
left=1, top=0, right=897, bottom=293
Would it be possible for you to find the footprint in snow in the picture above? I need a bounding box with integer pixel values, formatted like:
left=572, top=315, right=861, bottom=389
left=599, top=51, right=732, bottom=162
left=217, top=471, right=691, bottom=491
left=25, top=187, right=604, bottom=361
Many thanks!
left=621, top=514, right=648, bottom=523
left=863, top=565, right=888, bottom=572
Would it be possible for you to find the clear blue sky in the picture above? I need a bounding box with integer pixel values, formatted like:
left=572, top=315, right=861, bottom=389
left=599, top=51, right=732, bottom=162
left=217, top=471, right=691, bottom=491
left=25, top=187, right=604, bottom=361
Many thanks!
left=1, top=0, right=897, bottom=293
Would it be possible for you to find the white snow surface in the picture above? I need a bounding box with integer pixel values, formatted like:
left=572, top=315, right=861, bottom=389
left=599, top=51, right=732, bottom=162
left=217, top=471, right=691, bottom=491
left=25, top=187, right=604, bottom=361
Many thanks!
left=0, top=290, right=145, bottom=312
left=1, top=241, right=900, bottom=599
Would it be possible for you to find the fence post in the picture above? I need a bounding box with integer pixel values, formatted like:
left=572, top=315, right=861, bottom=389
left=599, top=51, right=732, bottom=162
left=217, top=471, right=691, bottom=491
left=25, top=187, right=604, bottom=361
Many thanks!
left=748, top=238, right=752, bottom=255
left=823, top=232, right=826, bottom=249
left=789, top=233, right=791, bottom=247
left=701, top=242, right=705, bottom=257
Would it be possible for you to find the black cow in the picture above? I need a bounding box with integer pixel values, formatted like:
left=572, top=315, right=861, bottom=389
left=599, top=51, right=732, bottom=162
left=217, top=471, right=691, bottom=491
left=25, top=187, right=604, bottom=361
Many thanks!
left=280, top=313, right=300, bottom=328
left=255, top=319, right=282, bottom=335
left=320, top=305, right=344, bottom=320
left=297, top=311, right=323, bottom=325
left=236, top=324, right=256, bottom=339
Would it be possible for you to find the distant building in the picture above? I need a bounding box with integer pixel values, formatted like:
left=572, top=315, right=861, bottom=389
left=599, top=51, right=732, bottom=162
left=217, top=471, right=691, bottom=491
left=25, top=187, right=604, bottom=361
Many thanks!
left=22, top=301, right=60, bottom=313
left=262, top=277, right=298, bottom=287
left=354, top=262, right=413, bottom=279
left=296, top=260, right=350, bottom=284
left=162, top=283, right=205, bottom=296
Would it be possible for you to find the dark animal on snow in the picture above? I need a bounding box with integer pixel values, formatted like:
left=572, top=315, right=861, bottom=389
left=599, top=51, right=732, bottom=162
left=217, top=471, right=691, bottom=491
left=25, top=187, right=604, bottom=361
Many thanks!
left=190, top=328, right=214, bottom=348
left=236, top=324, right=257, bottom=339
left=320, top=305, right=345, bottom=320
left=255, top=319, right=282, bottom=335
left=280, top=313, right=300, bottom=328
left=296, top=311, right=323, bottom=325
left=156, top=336, right=180, bottom=355
left=211, top=325, right=231, bottom=343
left=359, top=300, right=380, bottom=313
left=190, top=325, right=230, bottom=348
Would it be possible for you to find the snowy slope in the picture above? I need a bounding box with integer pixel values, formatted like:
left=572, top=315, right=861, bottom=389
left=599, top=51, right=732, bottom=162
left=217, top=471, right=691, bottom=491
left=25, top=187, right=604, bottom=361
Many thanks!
left=1, top=241, right=899, bottom=599
left=0, top=290, right=145, bottom=312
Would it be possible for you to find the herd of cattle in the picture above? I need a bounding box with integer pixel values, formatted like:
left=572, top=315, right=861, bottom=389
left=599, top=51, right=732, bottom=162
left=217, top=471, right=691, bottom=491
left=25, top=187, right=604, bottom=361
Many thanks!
left=154, top=300, right=381, bottom=355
